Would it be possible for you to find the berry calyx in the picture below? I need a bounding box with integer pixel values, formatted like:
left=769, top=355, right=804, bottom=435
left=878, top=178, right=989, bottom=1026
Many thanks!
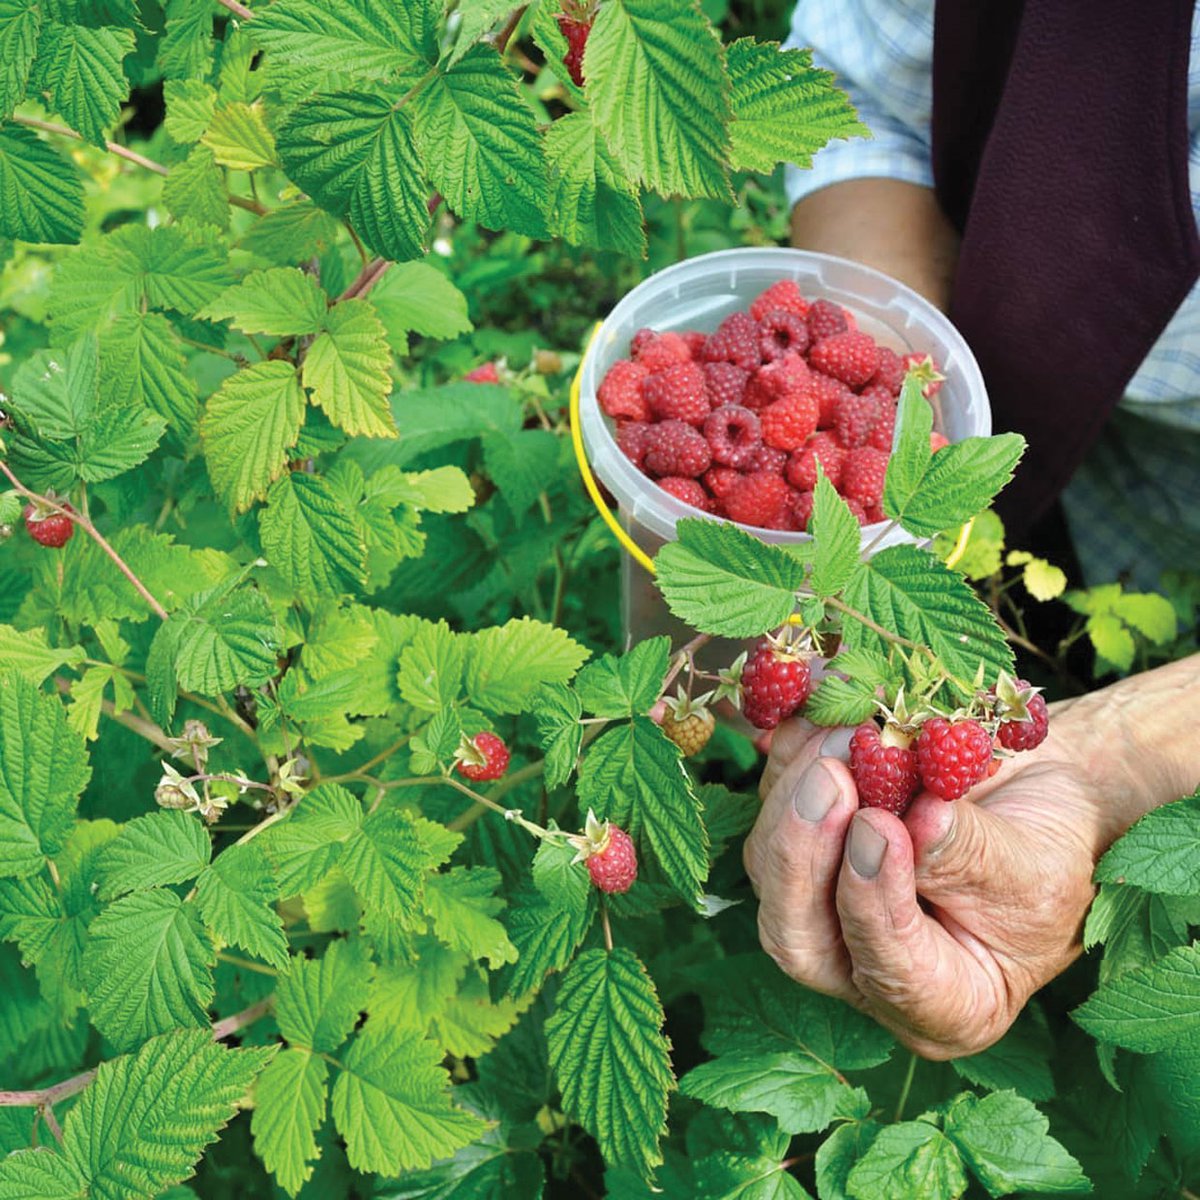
left=916, top=718, right=993, bottom=800
left=454, top=732, right=511, bottom=782
left=572, top=810, right=638, bottom=894
left=850, top=722, right=921, bottom=816
left=740, top=638, right=812, bottom=730
left=23, top=501, right=75, bottom=548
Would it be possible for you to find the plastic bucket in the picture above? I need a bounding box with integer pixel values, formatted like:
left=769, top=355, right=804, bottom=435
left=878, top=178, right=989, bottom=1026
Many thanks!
left=576, top=247, right=991, bottom=658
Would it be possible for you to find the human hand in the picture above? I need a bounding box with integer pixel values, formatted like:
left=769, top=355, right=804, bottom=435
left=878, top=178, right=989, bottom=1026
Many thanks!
left=742, top=701, right=1122, bottom=1059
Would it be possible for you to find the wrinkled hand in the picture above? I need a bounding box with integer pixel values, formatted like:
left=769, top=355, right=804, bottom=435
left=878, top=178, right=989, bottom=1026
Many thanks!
left=743, top=704, right=1117, bottom=1059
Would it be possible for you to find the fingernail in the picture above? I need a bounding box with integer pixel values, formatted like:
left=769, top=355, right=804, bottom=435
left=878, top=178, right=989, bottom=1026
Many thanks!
left=819, top=727, right=855, bottom=762
left=793, top=760, right=840, bottom=823
left=848, top=815, right=887, bottom=878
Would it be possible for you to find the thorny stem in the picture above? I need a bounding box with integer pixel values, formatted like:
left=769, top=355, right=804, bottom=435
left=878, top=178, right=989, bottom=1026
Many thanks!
left=214, top=0, right=254, bottom=22
left=338, top=257, right=390, bottom=302
left=38, top=1103, right=64, bottom=1145
left=3, top=463, right=170, bottom=621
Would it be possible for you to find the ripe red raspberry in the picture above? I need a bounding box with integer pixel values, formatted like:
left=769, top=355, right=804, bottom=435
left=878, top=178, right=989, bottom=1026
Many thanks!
left=995, top=680, right=1050, bottom=752
left=807, top=371, right=852, bottom=429
left=809, top=332, right=881, bottom=389
left=724, top=471, right=793, bottom=529
left=759, top=310, right=810, bottom=362
left=844, top=497, right=869, bottom=525
left=23, top=503, right=75, bottom=548
left=585, top=824, right=637, bottom=894
left=850, top=723, right=920, bottom=815
left=867, top=397, right=898, bottom=453
left=761, top=393, right=819, bottom=451
left=556, top=11, right=592, bottom=87
left=456, top=732, right=511, bottom=782
left=703, top=466, right=741, bottom=502
left=792, top=489, right=815, bottom=530
left=750, top=279, right=808, bottom=322
left=642, top=420, right=712, bottom=478
left=657, top=476, right=710, bottom=510
left=806, top=298, right=848, bottom=341
left=630, top=327, right=655, bottom=358
left=786, top=431, right=846, bottom=491
left=703, top=312, right=762, bottom=372
left=868, top=347, right=906, bottom=395
left=683, top=330, right=707, bottom=358
left=916, top=718, right=993, bottom=800
left=598, top=359, right=651, bottom=421
left=930, top=432, right=950, bottom=452
left=465, top=362, right=500, bottom=383
left=616, top=420, right=650, bottom=469
left=747, top=444, right=788, bottom=475
left=703, top=404, right=762, bottom=468
left=744, top=354, right=810, bottom=411
left=740, top=640, right=811, bottom=730
left=703, top=362, right=750, bottom=408
left=635, top=331, right=692, bottom=373
left=643, top=362, right=710, bottom=424
left=833, top=391, right=882, bottom=449
left=842, top=447, right=890, bottom=511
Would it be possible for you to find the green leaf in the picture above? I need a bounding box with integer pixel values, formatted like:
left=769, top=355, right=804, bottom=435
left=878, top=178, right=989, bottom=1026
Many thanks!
left=943, top=1091, right=1089, bottom=1197
left=200, top=360, right=307, bottom=513
left=465, top=618, right=589, bottom=714
left=482, top=427, right=560, bottom=517
left=397, top=620, right=467, bottom=712
left=0, top=1, right=39, bottom=120
left=99, top=311, right=200, bottom=440
left=727, top=38, right=867, bottom=173
left=200, top=101, right=277, bottom=170
left=1083, top=885, right=1193, bottom=986
left=816, top=1120, right=881, bottom=1200
left=251, top=1047, right=327, bottom=1197
left=803, top=675, right=878, bottom=728
left=545, top=110, right=645, bottom=257
left=578, top=718, right=709, bottom=904
left=340, top=809, right=450, bottom=928
left=410, top=44, right=548, bottom=238
left=163, top=78, right=216, bottom=142
left=29, top=22, right=134, bottom=148
left=1113, top=591, right=1177, bottom=644
left=1086, top=612, right=1135, bottom=673
left=331, top=1023, right=488, bottom=1174
left=574, top=637, right=671, bottom=718
left=248, top=0, right=438, bottom=85
left=587, top=0, right=730, bottom=200
left=238, top=201, right=340, bottom=265
left=277, top=90, right=430, bottom=263
left=260, top=472, right=367, bottom=595
left=881, top=377, right=933, bottom=517
left=0, top=624, right=84, bottom=684
left=158, top=0, right=214, bottom=79
left=809, top=473, right=862, bottom=598
left=0, top=672, right=90, bottom=879
left=656, top=519, right=806, bottom=638
left=532, top=684, right=584, bottom=790
left=303, top=298, right=396, bottom=438
left=840, top=544, right=1014, bottom=686
left=379, top=466, right=475, bottom=514
left=261, top=783, right=364, bottom=898
left=195, top=842, right=288, bottom=969
left=845, top=1122, right=967, bottom=1200
left=1094, top=792, right=1200, bottom=896
left=369, top=261, right=473, bottom=344
left=950, top=1007, right=1055, bottom=1102
left=0, top=125, right=84, bottom=244
left=163, top=143, right=230, bottom=231
left=425, top=868, right=517, bottom=969
left=1073, top=942, right=1200, bottom=1052
left=547, top=948, right=673, bottom=1180
left=276, top=938, right=373, bottom=1053
left=83, top=890, right=215, bottom=1050
left=198, top=267, right=327, bottom=337
left=61, top=1029, right=273, bottom=1200
left=97, top=810, right=211, bottom=900
left=0, top=1149, right=87, bottom=1199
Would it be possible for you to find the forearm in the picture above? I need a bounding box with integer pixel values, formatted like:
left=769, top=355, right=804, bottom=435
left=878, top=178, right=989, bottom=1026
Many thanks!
left=790, top=178, right=960, bottom=312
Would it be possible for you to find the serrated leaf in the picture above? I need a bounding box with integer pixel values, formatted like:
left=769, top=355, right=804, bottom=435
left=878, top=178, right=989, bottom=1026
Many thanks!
left=261, top=783, right=364, bottom=897
left=260, top=471, right=367, bottom=595
left=158, top=0, right=214, bottom=79
left=397, top=620, right=467, bottom=712
left=162, top=143, right=230, bottom=231
left=1094, top=792, right=1200, bottom=896
left=341, top=809, right=448, bottom=929
left=251, top=1047, right=327, bottom=1197
left=411, top=44, right=548, bottom=238
left=97, top=810, right=212, bottom=900
left=943, top=1091, right=1089, bottom=1196
left=577, top=718, right=708, bottom=904
left=277, top=90, right=430, bottom=263
left=532, top=684, right=584, bottom=790
left=238, top=201, right=340, bottom=265
left=163, top=77, right=216, bottom=142
left=804, top=675, right=877, bottom=728
left=0, top=672, right=90, bottom=878
left=366, top=265, right=471, bottom=355
left=482, top=427, right=560, bottom=517
left=465, top=618, right=589, bottom=714
left=0, top=624, right=84, bottom=683
left=303, top=298, right=396, bottom=438
left=199, top=267, right=327, bottom=336
left=196, top=841, right=288, bottom=968
left=201, top=101, right=277, bottom=170
left=30, top=22, right=134, bottom=148
left=546, top=948, right=674, bottom=1179
left=1083, top=885, right=1193, bottom=987
left=0, top=126, right=84, bottom=244
left=574, top=636, right=671, bottom=719
left=1086, top=612, right=1134, bottom=672
left=200, top=361, right=306, bottom=512
left=331, top=1023, right=487, bottom=1175
left=809, top=473, right=862, bottom=597
left=0, top=1, right=40, bottom=120
left=881, top=377, right=933, bottom=518
left=727, top=38, right=867, bottom=173
left=656, top=519, right=806, bottom=638
left=276, top=937, right=373, bottom=1053
left=100, top=311, right=199, bottom=439
left=61, top=1030, right=273, bottom=1200
left=83, top=889, right=215, bottom=1050
left=950, top=1006, right=1055, bottom=1102
left=425, top=868, right=517, bottom=970
left=846, top=1123, right=967, bottom=1200
left=1113, top=591, right=1177, bottom=644
left=587, top=0, right=730, bottom=200
left=0, top=1149, right=87, bottom=1199
left=379, top=466, right=475, bottom=514
left=840, top=544, right=1013, bottom=687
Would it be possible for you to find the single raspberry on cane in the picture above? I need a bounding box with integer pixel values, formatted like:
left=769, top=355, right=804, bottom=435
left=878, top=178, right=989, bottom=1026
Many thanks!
left=807, top=298, right=849, bottom=341
left=833, top=390, right=882, bottom=449
left=750, top=279, right=808, bottom=322
left=659, top=689, right=715, bottom=757
left=761, top=392, right=819, bottom=452
left=916, top=718, right=993, bottom=800
left=809, top=331, right=881, bottom=389
left=635, top=331, right=692, bottom=373
left=657, top=476, right=710, bottom=511
left=455, top=732, right=511, bottom=782
left=572, top=811, right=638, bottom=894
left=703, top=362, right=750, bottom=408
left=23, top=502, right=74, bottom=548
left=724, top=471, right=793, bottom=529
left=759, top=310, right=810, bottom=362
left=643, top=419, right=712, bottom=478
left=842, top=447, right=890, bottom=512
left=599, top=359, right=651, bottom=421
left=556, top=8, right=592, bottom=87
left=740, top=639, right=811, bottom=730
left=703, top=312, right=762, bottom=372
left=786, top=431, right=846, bottom=491
left=994, top=677, right=1050, bottom=752
left=704, top=404, right=762, bottom=468
left=616, top=420, right=650, bottom=469
left=644, top=361, right=710, bottom=425
left=850, top=722, right=921, bottom=815
left=869, top=346, right=907, bottom=395
left=465, top=362, right=500, bottom=384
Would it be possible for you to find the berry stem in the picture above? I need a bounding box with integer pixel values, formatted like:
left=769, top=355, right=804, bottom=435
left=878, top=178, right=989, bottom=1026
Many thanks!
left=893, top=1051, right=919, bottom=1122
left=600, top=898, right=614, bottom=952
left=441, top=773, right=564, bottom=842
left=661, top=632, right=712, bottom=695
left=491, top=5, right=529, bottom=55
left=337, top=257, right=391, bottom=303
left=37, top=1103, right=63, bottom=1146
left=214, top=0, right=254, bottom=22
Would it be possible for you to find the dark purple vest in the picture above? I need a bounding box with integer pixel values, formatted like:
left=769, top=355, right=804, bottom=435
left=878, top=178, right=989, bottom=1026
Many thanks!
left=931, top=1, right=1200, bottom=532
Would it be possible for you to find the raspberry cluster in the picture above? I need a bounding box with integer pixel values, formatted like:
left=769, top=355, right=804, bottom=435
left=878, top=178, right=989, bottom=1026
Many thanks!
left=598, top=280, right=947, bottom=532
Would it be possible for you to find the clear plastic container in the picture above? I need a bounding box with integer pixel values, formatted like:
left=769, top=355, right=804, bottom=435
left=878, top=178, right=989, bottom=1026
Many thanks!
left=576, top=247, right=991, bottom=662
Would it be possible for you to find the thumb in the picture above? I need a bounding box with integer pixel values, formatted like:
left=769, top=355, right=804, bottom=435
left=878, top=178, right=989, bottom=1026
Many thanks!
left=905, top=794, right=1022, bottom=903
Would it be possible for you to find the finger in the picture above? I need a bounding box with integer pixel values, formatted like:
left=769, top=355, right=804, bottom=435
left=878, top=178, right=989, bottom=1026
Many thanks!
left=759, top=719, right=853, bottom=799
left=748, top=757, right=861, bottom=999
left=836, top=808, right=1007, bottom=1058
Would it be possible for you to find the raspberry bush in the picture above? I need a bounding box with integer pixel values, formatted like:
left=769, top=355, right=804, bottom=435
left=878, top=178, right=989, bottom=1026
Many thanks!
left=0, top=2, right=1197, bottom=1198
